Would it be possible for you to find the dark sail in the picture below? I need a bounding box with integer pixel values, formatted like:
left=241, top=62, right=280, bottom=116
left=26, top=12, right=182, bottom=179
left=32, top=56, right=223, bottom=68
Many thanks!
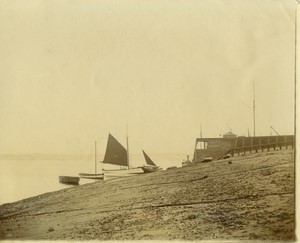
left=103, top=134, right=128, bottom=166
left=142, top=150, right=156, bottom=166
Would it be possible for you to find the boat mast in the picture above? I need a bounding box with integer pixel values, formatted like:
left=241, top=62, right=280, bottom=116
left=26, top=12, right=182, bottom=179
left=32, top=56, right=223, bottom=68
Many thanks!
left=95, top=140, right=97, bottom=174
left=126, top=126, right=130, bottom=169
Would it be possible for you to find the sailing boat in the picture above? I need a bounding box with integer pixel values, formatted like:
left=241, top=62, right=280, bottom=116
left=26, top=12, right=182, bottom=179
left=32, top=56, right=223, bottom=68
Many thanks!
left=141, top=150, right=162, bottom=173
left=102, top=133, right=129, bottom=170
left=102, top=133, right=143, bottom=177
left=79, top=141, right=104, bottom=179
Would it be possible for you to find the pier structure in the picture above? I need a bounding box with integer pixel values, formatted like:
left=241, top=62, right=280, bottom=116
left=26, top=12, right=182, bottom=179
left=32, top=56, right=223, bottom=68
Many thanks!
left=193, top=134, right=294, bottom=163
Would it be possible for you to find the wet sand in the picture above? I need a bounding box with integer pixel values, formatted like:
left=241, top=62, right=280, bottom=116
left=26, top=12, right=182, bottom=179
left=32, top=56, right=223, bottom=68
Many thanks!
left=0, top=149, right=295, bottom=241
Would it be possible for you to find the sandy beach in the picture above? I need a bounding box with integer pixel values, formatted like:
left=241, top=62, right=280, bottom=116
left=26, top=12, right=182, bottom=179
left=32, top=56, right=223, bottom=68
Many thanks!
left=0, top=149, right=295, bottom=241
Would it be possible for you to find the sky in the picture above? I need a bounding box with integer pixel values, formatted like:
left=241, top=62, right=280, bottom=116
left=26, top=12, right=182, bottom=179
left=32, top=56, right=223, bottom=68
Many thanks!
left=0, top=0, right=297, bottom=156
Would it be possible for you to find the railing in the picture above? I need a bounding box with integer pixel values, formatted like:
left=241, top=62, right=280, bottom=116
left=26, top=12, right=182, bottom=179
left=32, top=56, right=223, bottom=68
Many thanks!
left=230, top=141, right=294, bottom=157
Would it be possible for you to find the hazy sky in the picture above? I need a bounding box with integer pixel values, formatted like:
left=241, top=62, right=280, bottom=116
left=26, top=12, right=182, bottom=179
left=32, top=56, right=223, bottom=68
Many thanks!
left=0, top=0, right=297, bottom=156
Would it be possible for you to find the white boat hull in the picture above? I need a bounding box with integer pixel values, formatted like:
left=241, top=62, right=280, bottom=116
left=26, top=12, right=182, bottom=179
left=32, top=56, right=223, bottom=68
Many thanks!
left=104, top=167, right=144, bottom=179
left=79, top=173, right=104, bottom=179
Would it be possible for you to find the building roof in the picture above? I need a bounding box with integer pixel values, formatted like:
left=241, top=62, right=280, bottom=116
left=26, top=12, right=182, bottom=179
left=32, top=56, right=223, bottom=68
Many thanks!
left=223, top=131, right=237, bottom=137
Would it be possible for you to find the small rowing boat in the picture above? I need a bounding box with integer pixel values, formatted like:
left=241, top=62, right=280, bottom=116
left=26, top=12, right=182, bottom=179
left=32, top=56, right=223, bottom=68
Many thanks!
left=59, top=176, right=80, bottom=185
left=79, top=141, right=104, bottom=180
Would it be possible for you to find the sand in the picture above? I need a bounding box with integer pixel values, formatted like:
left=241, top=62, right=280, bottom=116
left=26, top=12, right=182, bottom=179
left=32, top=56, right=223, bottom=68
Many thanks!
left=0, top=149, right=295, bottom=241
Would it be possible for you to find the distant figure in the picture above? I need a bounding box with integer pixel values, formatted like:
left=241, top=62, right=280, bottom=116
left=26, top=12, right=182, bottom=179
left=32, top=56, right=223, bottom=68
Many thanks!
left=182, top=155, right=192, bottom=167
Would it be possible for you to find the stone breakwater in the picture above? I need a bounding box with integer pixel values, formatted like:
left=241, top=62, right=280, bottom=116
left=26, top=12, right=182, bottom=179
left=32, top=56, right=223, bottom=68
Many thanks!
left=0, top=149, right=295, bottom=241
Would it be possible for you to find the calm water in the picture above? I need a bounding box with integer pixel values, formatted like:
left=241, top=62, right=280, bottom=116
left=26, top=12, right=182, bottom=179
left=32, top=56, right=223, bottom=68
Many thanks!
left=0, top=153, right=184, bottom=205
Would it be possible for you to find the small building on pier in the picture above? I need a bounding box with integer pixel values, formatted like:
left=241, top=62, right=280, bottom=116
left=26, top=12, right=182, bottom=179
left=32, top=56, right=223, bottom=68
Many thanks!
left=222, top=131, right=237, bottom=139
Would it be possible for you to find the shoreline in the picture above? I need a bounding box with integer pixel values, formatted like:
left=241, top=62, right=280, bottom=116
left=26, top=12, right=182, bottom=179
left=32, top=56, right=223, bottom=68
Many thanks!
left=0, top=149, right=295, bottom=240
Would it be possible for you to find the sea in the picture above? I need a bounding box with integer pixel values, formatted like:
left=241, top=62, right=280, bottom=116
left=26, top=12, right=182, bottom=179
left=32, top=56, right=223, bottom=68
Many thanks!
left=0, top=153, right=185, bottom=205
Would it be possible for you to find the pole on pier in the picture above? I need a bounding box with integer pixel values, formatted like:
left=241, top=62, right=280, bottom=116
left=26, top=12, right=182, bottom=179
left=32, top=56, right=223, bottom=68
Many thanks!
left=253, top=79, right=256, bottom=137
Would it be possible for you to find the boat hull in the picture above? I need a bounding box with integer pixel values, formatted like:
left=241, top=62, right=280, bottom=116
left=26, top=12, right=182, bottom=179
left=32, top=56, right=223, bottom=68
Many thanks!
left=166, top=166, right=177, bottom=170
left=141, top=166, right=162, bottom=173
left=104, top=168, right=144, bottom=179
left=59, top=176, right=80, bottom=185
left=201, top=157, right=213, bottom=163
left=79, top=173, right=104, bottom=179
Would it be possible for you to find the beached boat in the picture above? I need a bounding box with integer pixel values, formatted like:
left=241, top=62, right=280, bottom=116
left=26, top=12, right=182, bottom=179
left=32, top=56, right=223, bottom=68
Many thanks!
left=102, top=133, right=143, bottom=178
left=141, top=150, right=162, bottom=173
left=201, top=157, right=213, bottom=163
left=78, top=173, right=104, bottom=179
left=79, top=141, right=104, bottom=180
left=166, top=166, right=177, bottom=170
left=59, top=176, right=80, bottom=185
left=141, top=165, right=162, bottom=173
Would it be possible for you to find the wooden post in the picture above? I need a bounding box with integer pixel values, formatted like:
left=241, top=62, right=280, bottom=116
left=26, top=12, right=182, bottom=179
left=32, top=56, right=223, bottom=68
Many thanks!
left=193, top=140, right=198, bottom=162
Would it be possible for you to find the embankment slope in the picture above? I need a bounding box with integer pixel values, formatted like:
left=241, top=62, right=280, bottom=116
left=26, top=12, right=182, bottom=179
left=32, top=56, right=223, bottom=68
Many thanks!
left=0, top=149, right=295, bottom=240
